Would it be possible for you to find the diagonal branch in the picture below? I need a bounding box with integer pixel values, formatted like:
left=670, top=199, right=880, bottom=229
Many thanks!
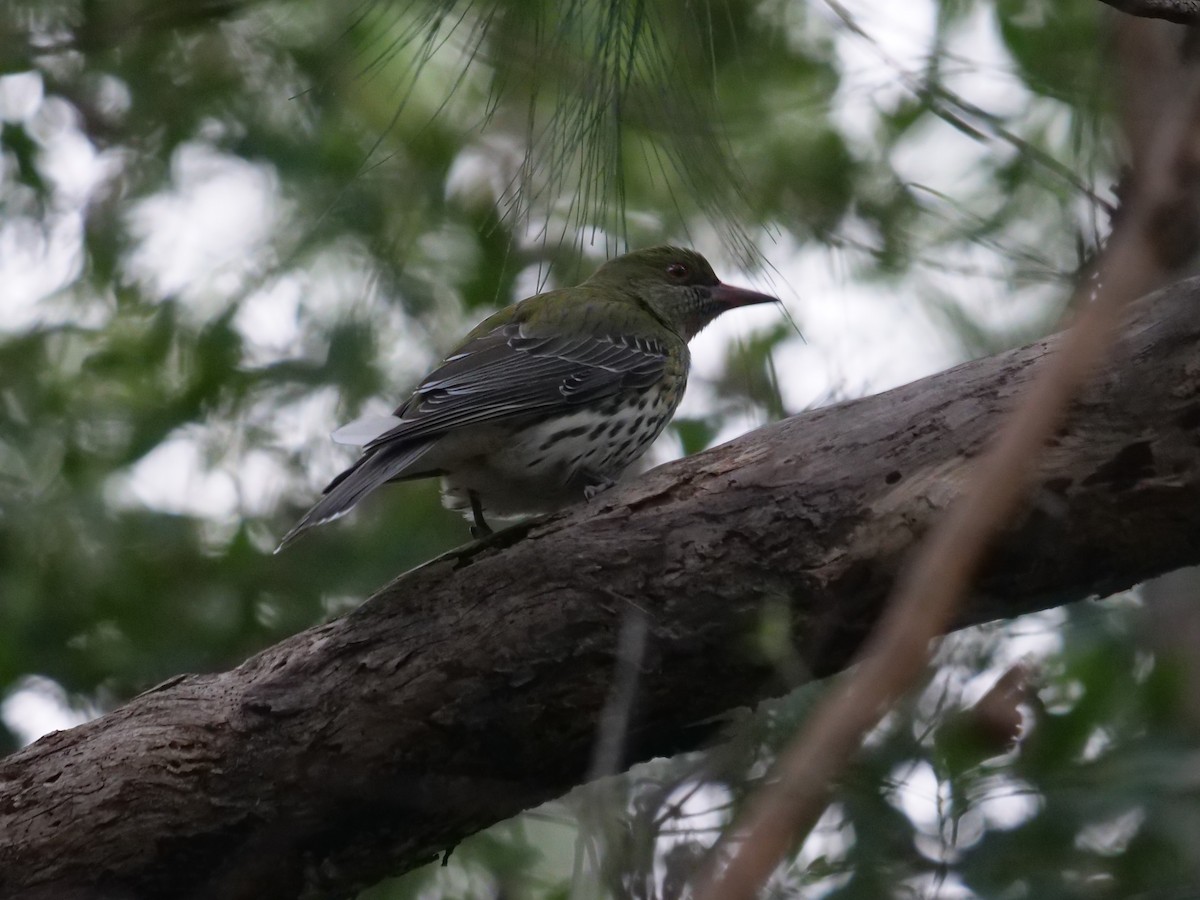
left=3, top=272, right=1200, bottom=898
left=1098, top=0, right=1200, bottom=25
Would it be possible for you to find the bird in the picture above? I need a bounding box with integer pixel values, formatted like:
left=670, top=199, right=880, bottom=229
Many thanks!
left=277, top=245, right=778, bottom=550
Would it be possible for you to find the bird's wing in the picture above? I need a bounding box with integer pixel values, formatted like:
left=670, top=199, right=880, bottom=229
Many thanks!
left=359, top=322, right=674, bottom=449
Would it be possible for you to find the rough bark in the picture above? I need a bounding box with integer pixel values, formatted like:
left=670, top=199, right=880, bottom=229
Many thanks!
left=4, top=278, right=1200, bottom=900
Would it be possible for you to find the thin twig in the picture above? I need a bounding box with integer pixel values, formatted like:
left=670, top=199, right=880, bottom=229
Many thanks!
left=693, top=20, right=1200, bottom=900
left=570, top=608, right=649, bottom=900
left=589, top=608, right=650, bottom=781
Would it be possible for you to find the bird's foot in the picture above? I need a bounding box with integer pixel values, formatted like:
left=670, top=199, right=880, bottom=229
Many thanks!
left=468, top=490, right=493, bottom=539
left=583, top=477, right=616, bottom=501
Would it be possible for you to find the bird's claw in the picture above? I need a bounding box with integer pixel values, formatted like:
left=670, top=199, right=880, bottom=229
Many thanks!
left=583, top=478, right=616, bottom=501
left=468, top=490, right=492, bottom=539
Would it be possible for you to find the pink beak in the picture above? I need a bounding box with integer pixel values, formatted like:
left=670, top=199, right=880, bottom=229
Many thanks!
left=709, top=282, right=779, bottom=308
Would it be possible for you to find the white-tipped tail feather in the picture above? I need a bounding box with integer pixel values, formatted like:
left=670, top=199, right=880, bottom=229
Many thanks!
left=274, top=441, right=434, bottom=552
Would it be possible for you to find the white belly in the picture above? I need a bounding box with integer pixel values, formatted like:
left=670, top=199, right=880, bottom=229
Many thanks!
left=440, top=393, right=675, bottom=518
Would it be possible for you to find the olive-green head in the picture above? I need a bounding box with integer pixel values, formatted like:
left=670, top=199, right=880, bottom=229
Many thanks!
left=585, top=245, right=778, bottom=341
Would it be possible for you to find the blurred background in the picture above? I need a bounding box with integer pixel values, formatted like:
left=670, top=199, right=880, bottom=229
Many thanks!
left=4, top=0, right=1198, bottom=897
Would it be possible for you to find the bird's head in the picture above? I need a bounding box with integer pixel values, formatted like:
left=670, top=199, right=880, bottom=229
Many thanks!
left=587, top=245, right=778, bottom=341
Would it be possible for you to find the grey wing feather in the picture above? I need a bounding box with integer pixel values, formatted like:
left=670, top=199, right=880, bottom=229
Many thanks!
left=365, top=324, right=671, bottom=448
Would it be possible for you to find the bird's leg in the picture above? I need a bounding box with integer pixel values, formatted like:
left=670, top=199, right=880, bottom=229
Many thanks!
left=581, top=471, right=616, bottom=501
left=468, top=490, right=493, bottom=539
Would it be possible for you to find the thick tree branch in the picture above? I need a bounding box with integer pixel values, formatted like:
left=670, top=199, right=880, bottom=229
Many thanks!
left=1098, top=0, right=1200, bottom=25
left=4, top=278, right=1200, bottom=899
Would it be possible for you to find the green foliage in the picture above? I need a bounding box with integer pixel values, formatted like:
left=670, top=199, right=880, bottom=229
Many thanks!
left=0, top=0, right=1181, bottom=896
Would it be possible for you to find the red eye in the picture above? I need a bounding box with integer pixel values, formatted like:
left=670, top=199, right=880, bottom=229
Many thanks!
left=667, top=262, right=689, bottom=279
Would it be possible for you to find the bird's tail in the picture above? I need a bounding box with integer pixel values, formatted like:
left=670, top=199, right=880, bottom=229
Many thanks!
left=275, top=442, right=435, bottom=552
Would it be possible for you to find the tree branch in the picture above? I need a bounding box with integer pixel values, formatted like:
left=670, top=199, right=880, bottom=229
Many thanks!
left=5, top=277, right=1200, bottom=899
left=1098, top=0, right=1200, bottom=25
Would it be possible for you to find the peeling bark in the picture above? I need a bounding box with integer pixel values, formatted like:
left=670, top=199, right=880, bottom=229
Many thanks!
left=4, top=278, right=1200, bottom=900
